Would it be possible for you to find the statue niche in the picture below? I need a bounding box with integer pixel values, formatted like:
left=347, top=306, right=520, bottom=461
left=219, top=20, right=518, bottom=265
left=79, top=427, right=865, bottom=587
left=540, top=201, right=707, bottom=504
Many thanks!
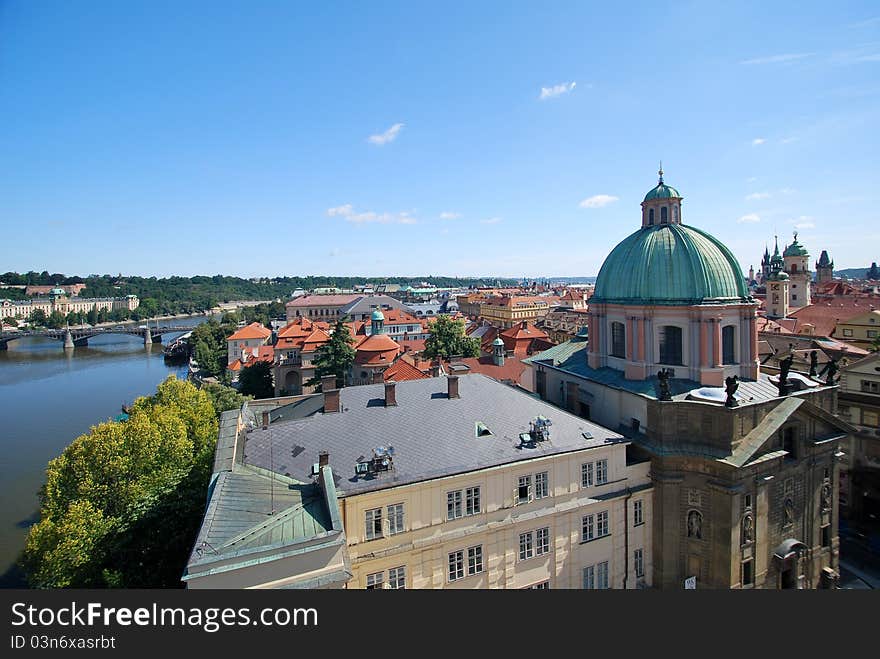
left=687, top=510, right=703, bottom=540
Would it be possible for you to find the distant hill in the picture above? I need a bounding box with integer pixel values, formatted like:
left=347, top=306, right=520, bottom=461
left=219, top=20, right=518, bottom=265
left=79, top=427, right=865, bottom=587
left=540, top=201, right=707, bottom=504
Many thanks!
left=548, top=276, right=598, bottom=284
left=834, top=267, right=873, bottom=279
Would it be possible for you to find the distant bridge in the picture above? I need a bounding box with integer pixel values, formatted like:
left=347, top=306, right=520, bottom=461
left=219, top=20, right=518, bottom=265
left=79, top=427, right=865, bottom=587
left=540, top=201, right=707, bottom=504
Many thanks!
left=0, top=324, right=193, bottom=350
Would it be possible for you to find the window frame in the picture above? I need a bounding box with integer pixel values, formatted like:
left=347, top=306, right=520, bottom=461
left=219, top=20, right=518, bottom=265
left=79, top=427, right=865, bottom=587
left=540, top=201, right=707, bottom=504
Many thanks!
left=582, top=462, right=594, bottom=488
left=366, top=571, right=384, bottom=590
left=465, top=486, right=481, bottom=516
left=582, top=514, right=595, bottom=543
left=448, top=550, right=465, bottom=582
left=365, top=507, right=383, bottom=541
left=596, top=510, right=609, bottom=538
left=447, top=490, right=463, bottom=520
left=387, top=502, right=405, bottom=536
left=517, top=474, right=533, bottom=504
left=611, top=321, right=626, bottom=359
left=467, top=545, right=484, bottom=576
left=634, top=548, right=644, bottom=578
left=519, top=531, right=535, bottom=561
left=535, top=471, right=549, bottom=499
left=388, top=565, right=406, bottom=589
left=633, top=499, right=644, bottom=526
left=596, top=459, right=608, bottom=485
left=536, top=527, right=550, bottom=556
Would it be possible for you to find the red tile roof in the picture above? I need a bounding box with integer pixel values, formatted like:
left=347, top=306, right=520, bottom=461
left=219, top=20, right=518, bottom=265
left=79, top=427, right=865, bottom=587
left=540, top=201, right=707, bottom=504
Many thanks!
left=354, top=333, right=401, bottom=365
left=227, top=345, right=275, bottom=371
left=383, top=359, right=430, bottom=382
left=227, top=322, right=272, bottom=341
left=788, top=298, right=879, bottom=337
left=446, top=356, right=528, bottom=385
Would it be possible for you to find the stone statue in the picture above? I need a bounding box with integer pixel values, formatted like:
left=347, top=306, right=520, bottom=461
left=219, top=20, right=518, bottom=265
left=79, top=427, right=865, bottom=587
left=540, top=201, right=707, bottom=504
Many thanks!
left=776, top=353, right=794, bottom=395
left=742, top=514, right=754, bottom=544
left=687, top=510, right=702, bottom=539
left=819, top=358, right=839, bottom=386
left=809, top=350, right=819, bottom=377
left=822, top=482, right=832, bottom=510
left=783, top=498, right=794, bottom=526
left=657, top=368, right=672, bottom=401
left=725, top=375, right=739, bottom=407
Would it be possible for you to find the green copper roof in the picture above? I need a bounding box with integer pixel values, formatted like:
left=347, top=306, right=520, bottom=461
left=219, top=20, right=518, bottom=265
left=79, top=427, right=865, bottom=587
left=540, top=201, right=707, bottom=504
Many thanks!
left=783, top=236, right=808, bottom=257
left=643, top=183, right=681, bottom=202
left=371, top=309, right=385, bottom=321
left=592, top=223, right=752, bottom=306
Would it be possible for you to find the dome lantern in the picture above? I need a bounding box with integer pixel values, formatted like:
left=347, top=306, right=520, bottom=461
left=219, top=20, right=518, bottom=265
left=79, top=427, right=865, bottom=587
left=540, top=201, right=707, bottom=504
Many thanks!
left=640, top=164, right=683, bottom=228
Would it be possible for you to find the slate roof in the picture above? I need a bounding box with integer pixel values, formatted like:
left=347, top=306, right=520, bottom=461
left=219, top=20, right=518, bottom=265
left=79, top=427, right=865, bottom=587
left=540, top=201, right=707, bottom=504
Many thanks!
left=243, top=374, right=623, bottom=497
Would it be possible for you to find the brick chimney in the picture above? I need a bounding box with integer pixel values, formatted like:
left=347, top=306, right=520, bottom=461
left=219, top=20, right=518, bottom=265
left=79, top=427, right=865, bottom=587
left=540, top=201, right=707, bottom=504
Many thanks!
left=262, top=410, right=270, bottom=429
left=318, top=451, right=330, bottom=467
left=448, top=375, right=460, bottom=399
left=321, top=374, right=337, bottom=392
left=372, top=370, right=384, bottom=384
left=323, top=387, right=340, bottom=413
left=385, top=380, right=397, bottom=406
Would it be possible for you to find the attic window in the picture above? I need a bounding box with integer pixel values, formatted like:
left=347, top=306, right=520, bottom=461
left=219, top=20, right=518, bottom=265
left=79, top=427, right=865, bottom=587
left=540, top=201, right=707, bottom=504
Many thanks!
left=475, top=422, right=493, bottom=438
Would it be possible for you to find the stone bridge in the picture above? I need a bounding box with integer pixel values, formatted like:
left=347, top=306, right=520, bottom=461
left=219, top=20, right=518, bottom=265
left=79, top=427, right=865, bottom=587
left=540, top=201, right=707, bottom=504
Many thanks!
left=0, top=325, right=193, bottom=350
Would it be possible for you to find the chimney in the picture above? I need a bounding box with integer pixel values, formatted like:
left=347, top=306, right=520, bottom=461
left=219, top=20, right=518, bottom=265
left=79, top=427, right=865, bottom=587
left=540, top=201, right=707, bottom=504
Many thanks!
left=372, top=370, right=384, bottom=384
left=448, top=375, right=460, bottom=399
left=323, top=387, right=340, bottom=413
left=321, top=374, right=337, bottom=392
left=384, top=380, right=397, bottom=406
left=430, top=359, right=441, bottom=377
left=318, top=451, right=329, bottom=467
left=262, top=411, right=270, bottom=429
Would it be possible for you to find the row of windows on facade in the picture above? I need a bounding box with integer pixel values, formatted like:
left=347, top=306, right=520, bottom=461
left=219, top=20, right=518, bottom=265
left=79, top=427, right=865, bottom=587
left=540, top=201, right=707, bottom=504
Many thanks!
left=842, top=328, right=878, bottom=338
left=610, top=323, right=737, bottom=364
left=364, top=547, right=645, bottom=589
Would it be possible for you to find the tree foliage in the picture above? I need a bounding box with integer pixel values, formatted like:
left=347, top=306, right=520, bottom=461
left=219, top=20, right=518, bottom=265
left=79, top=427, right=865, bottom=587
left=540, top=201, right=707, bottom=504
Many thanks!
left=201, top=382, right=251, bottom=418
left=188, top=319, right=237, bottom=378
left=238, top=361, right=275, bottom=399
left=309, top=317, right=356, bottom=388
left=22, top=376, right=219, bottom=588
left=423, top=315, right=480, bottom=359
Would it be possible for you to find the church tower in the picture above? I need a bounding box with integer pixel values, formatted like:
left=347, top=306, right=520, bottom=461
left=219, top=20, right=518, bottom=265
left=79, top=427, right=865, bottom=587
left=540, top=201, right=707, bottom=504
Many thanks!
left=783, top=232, right=811, bottom=308
left=815, top=250, right=834, bottom=284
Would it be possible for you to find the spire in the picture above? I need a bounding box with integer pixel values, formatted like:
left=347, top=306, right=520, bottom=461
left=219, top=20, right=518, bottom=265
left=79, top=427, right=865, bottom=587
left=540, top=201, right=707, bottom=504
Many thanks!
left=658, top=161, right=664, bottom=184
left=773, top=235, right=780, bottom=257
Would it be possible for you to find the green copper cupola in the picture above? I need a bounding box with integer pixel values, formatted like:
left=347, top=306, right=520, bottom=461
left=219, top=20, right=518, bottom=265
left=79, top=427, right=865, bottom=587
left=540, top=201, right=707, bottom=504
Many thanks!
left=641, top=164, right=683, bottom=228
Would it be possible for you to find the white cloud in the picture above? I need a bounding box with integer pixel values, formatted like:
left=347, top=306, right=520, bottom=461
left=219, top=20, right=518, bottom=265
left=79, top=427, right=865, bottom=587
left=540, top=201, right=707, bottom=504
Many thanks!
left=367, top=122, right=404, bottom=145
left=780, top=137, right=799, bottom=144
left=740, top=53, right=811, bottom=65
left=794, top=221, right=815, bottom=229
left=752, top=138, right=766, bottom=146
left=439, top=211, right=461, bottom=220
left=579, top=194, right=619, bottom=209
left=779, top=187, right=797, bottom=195
left=745, top=192, right=771, bottom=201
left=539, top=81, right=576, bottom=100
left=789, top=215, right=815, bottom=229
left=480, top=217, right=502, bottom=225
left=326, top=205, right=417, bottom=224
left=737, top=213, right=761, bottom=224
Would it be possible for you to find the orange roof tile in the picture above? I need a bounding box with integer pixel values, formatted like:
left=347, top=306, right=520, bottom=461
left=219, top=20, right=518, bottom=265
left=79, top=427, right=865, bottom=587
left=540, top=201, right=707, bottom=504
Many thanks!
left=383, top=359, right=430, bottom=382
left=227, top=322, right=272, bottom=341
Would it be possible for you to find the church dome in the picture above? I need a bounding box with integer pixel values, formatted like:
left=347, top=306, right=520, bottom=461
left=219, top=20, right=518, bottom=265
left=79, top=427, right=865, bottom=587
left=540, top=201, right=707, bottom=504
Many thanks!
left=371, top=309, right=385, bottom=321
left=592, top=223, right=751, bottom=306
left=783, top=234, right=808, bottom=257
left=643, top=182, right=681, bottom=202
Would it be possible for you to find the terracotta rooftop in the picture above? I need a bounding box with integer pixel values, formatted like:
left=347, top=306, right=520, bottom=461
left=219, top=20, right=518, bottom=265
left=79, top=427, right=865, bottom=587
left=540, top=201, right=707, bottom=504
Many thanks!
left=788, top=298, right=879, bottom=337
left=383, top=359, right=430, bottom=382
left=227, top=322, right=272, bottom=341
left=228, top=345, right=275, bottom=371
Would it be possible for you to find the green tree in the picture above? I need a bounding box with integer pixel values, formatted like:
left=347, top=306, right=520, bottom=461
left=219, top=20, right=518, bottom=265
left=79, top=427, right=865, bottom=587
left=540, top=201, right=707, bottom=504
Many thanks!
left=423, top=315, right=480, bottom=359
left=201, top=382, right=251, bottom=418
left=46, top=310, right=67, bottom=329
left=309, top=317, right=355, bottom=388
left=29, top=309, right=47, bottom=326
left=238, top=361, right=275, bottom=399
left=22, top=376, right=218, bottom=588
left=188, top=319, right=236, bottom=378
left=3, top=317, right=18, bottom=328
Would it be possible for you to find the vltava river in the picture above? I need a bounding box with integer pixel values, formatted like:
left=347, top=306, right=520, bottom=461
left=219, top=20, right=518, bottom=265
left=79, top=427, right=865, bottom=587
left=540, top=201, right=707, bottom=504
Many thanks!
left=0, top=317, right=209, bottom=585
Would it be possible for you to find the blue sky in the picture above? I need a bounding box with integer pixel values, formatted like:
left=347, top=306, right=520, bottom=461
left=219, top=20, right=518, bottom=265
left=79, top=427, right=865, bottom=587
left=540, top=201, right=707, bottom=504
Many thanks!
left=0, top=1, right=877, bottom=278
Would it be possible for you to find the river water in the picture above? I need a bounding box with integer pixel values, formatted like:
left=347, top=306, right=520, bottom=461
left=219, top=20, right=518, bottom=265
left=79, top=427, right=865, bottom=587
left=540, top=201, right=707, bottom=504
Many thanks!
left=0, top=316, right=211, bottom=584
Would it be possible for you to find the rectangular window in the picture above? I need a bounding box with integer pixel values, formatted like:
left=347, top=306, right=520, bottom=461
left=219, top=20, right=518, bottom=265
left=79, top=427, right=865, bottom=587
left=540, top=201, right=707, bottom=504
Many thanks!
left=597, top=510, right=609, bottom=537
left=517, top=475, right=532, bottom=504
left=868, top=330, right=878, bottom=339
left=722, top=325, right=736, bottom=364
left=634, top=548, right=644, bottom=578
left=448, top=551, right=464, bottom=582
left=536, top=527, right=550, bottom=555
left=535, top=471, right=549, bottom=499
left=843, top=328, right=853, bottom=337
left=447, top=491, right=462, bottom=520
left=864, top=411, right=880, bottom=427
left=659, top=325, right=683, bottom=365
left=597, top=561, right=609, bottom=589
left=465, top=486, right=481, bottom=515
left=611, top=322, right=626, bottom=359
left=387, top=503, right=404, bottom=535
left=365, top=508, right=382, bottom=540
left=528, top=581, right=550, bottom=589
left=633, top=499, right=644, bottom=526
left=596, top=459, right=608, bottom=485
left=582, top=462, right=593, bottom=487
left=519, top=532, right=534, bottom=561
left=822, top=525, right=831, bottom=549
left=366, top=572, right=384, bottom=589
left=583, top=565, right=595, bottom=589
left=742, top=560, right=754, bottom=587
left=582, top=514, right=594, bottom=542
left=467, top=545, right=483, bottom=575
left=388, top=566, right=406, bottom=589
left=861, top=380, right=880, bottom=394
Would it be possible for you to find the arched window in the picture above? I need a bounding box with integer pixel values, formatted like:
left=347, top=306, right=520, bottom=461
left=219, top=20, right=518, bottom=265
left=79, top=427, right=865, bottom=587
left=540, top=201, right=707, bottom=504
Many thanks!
left=648, top=208, right=655, bottom=225
left=661, top=206, right=668, bottom=224
left=611, top=321, right=626, bottom=358
left=659, top=325, right=683, bottom=365
left=722, top=325, right=736, bottom=364
left=673, top=206, right=678, bottom=222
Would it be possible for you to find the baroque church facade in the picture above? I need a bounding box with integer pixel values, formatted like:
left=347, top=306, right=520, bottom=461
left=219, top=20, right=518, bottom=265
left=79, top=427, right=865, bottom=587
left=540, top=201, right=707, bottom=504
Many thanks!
left=527, top=170, right=852, bottom=588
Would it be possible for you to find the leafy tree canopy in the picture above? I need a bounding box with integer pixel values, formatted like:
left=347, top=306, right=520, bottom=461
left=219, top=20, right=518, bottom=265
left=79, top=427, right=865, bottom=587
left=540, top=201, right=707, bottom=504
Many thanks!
left=423, top=315, right=480, bottom=359
left=309, top=317, right=356, bottom=389
left=238, top=361, right=275, bottom=399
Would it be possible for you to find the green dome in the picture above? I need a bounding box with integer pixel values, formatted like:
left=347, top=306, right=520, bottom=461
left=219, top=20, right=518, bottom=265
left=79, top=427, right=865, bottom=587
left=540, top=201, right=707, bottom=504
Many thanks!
left=643, top=183, right=681, bottom=202
left=592, top=224, right=751, bottom=306
left=783, top=238, right=808, bottom=257
left=371, top=309, right=385, bottom=321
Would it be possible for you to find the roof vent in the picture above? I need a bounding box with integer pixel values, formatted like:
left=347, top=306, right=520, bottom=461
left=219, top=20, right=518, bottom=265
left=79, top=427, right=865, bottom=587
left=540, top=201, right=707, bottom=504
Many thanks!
left=475, top=422, right=492, bottom=438
left=355, top=446, right=395, bottom=477
left=530, top=416, right=552, bottom=442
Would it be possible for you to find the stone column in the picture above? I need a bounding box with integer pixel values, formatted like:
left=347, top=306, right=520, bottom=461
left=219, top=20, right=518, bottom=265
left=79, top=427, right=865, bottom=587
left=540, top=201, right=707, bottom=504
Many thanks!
left=713, top=319, right=722, bottom=368
left=700, top=319, right=708, bottom=368
left=143, top=327, right=153, bottom=346
left=63, top=330, right=75, bottom=349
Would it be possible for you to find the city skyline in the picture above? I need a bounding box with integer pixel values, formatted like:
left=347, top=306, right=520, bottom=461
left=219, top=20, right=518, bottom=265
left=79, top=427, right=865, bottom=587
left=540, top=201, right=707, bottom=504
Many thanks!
left=1, top=1, right=878, bottom=278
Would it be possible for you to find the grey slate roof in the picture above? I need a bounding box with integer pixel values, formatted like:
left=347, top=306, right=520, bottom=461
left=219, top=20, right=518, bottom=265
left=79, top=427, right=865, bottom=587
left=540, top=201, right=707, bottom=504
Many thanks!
left=243, top=374, right=623, bottom=496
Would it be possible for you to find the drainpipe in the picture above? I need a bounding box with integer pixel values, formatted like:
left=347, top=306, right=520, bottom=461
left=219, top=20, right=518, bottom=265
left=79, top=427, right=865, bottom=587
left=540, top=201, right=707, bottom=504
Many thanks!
left=623, top=487, right=631, bottom=590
